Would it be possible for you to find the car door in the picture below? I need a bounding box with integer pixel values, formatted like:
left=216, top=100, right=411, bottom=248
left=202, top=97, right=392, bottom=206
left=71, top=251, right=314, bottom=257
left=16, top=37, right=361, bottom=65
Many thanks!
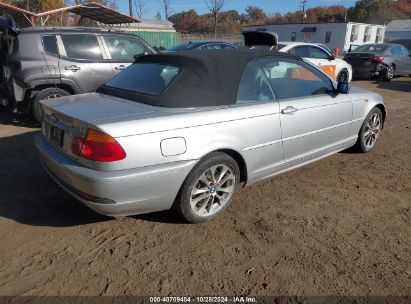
left=259, top=57, right=353, bottom=164
left=400, top=45, right=411, bottom=73
left=398, top=45, right=411, bottom=74
left=307, top=46, right=338, bottom=79
left=57, top=33, right=114, bottom=93
left=389, top=45, right=405, bottom=74
left=234, top=59, right=284, bottom=179
left=101, top=34, right=150, bottom=76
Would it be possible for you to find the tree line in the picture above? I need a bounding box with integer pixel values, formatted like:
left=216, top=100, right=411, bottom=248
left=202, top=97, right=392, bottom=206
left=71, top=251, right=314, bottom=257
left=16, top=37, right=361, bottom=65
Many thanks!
left=169, top=0, right=411, bottom=35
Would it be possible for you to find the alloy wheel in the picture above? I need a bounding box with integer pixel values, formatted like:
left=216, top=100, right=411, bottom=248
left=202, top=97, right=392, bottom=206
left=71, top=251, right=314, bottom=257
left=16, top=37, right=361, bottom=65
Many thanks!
left=362, top=112, right=382, bottom=149
left=386, top=66, right=394, bottom=79
left=190, top=164, right=236, bottom=217
left=337, top=70, right=348, bottom=82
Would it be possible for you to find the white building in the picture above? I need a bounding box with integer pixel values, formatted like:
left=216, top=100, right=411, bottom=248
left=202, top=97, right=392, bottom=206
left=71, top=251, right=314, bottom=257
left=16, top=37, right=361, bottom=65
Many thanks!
left=244, top=22, right=385, bottom=53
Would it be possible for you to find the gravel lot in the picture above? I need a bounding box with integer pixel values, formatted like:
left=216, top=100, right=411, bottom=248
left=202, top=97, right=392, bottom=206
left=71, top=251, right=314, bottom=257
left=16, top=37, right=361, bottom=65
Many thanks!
left=0, top=79, right=410, bottom=297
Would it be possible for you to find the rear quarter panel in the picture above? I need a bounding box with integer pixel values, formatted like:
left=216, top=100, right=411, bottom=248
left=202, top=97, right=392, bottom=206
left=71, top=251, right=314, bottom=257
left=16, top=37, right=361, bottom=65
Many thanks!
left=90, top=103, right=284, bottom=181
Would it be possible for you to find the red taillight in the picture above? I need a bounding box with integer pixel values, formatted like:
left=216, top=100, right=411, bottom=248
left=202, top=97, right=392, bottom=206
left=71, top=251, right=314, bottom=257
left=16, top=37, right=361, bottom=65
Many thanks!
left=72, top=129, right=126, bottom=162
left=368, top=56, right=384, bottom=63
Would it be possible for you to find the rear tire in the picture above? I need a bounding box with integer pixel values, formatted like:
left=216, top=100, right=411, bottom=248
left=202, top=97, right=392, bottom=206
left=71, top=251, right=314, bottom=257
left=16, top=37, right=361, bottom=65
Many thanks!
left=174, top=152, right=240, bottom=223
left=382, top=65, right=394, bottom=81
left=354, top=107, right=383, bottom=153
left=31, top=88, right=70, bottom=123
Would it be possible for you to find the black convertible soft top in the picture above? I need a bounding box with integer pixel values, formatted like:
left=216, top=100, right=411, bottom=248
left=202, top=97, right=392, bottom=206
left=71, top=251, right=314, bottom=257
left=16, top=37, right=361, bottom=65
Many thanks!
left=98, top=49, right=301, bottom=108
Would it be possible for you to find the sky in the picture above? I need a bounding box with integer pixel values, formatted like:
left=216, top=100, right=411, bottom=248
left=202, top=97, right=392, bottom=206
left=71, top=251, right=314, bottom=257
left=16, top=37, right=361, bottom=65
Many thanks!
left=117, top=0, right=358, bottom=20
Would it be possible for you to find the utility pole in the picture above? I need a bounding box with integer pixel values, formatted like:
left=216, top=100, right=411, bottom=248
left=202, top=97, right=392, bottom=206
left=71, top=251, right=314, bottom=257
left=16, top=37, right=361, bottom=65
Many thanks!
left=129, top=0, right=133, bottom=17
left=300, top=0, right=307, bottom=23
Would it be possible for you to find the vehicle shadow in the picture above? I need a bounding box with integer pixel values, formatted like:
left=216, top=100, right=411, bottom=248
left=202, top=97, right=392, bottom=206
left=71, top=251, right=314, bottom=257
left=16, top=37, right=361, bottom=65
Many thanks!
left=0, top=131, right=111, bottom=227
left=372, top=78, right=411, bottom=93
left=0, top=130, right=186, bottom=227
left=132, top=210, right=187, bottom=224
left=0, top=109, right=40, bottom=128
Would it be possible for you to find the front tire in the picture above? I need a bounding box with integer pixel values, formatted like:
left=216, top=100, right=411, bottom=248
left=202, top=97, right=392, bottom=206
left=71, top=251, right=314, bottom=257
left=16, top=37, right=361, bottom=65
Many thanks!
left=174, top=152, right=240, bottom=223
left=354, top=107, right=383, bottom=153
left=31, top=88, right=70, bottom=123
left=337, top=69, right=349, bottom=82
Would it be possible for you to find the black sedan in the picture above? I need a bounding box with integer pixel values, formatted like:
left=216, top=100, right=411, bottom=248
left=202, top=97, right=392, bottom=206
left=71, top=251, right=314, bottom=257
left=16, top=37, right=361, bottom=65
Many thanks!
left=343, top=43, right=411, bottom=81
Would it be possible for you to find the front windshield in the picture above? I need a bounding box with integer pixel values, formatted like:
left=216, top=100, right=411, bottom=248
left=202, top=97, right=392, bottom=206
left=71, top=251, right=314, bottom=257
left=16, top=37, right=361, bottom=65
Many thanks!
left=104, top=63, right=182, bottom=96
left=354, top=44, right=388, bottom=53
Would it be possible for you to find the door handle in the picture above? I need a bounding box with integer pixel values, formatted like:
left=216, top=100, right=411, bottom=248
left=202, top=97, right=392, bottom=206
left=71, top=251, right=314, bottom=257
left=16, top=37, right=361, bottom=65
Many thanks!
left=115, top=65, right=126, bottom=71
left=281, top=106, right=298, bottom=115
left=65, top=65, right=80, bottom=72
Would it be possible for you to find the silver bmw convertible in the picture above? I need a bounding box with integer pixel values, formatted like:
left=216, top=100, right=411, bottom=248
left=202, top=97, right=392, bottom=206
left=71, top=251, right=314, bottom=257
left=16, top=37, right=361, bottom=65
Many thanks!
left=35, top=49, right=386, bottom=223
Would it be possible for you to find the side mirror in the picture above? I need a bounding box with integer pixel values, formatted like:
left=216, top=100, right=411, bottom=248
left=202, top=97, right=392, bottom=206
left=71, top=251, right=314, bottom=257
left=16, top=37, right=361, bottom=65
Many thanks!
left=329, top=55, right=336, bottom=61
left=337, top=81, right=350, bottom=94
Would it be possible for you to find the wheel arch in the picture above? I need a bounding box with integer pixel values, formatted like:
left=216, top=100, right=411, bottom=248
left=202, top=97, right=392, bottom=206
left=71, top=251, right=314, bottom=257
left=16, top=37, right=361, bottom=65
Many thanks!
left=215, top=149, right=248, bottom=185
left=194, top=148, right=248, bottom=185
left=375, top=103, right=387, bottom=127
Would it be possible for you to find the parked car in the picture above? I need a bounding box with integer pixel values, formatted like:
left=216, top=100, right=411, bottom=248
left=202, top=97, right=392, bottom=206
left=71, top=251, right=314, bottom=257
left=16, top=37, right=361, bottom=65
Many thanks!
left=165, top=41, right=238, bottom=52
left=0, top=14, right=20, bottom=108
left=277, top=42, right=353, bottom=82
left=1, top=27, right=155, bottom=121
left=35, top=50, right=386, bottom=223
left=343, top=43, right=411, bottom=81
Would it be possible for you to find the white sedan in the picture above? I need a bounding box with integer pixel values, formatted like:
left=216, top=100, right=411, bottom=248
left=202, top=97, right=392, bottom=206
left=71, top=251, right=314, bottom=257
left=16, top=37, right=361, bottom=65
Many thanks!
left=277, top=42, right=353, bottom=82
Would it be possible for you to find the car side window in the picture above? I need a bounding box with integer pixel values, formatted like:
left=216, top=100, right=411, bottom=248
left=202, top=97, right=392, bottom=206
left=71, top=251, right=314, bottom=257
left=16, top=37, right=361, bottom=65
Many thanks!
left=400, top=46, right=410, bottom=56
left=60, top=34, right=103, bottom=60
left=42, top=35, right=59, bottom=56
left=103, top=35, right=146, bottom=61
left=236, top=60, right=274, bottom=104
left=391, top=46, right=403, bottom=56
left=292, top=46, right=310, bottom=57
left=222, top=44, right=236, bottom=49
left=309, top=46, right=330, bottom=59
left=258, top=57, right=334, bottom=101
left=206, top=44, right=223, bottom=50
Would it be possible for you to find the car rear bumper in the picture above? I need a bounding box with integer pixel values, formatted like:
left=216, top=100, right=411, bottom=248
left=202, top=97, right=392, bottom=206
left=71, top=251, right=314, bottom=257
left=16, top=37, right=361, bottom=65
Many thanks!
left=35, top=134, right=196, bottom=217
left=352, top=64, right=386, bottom=78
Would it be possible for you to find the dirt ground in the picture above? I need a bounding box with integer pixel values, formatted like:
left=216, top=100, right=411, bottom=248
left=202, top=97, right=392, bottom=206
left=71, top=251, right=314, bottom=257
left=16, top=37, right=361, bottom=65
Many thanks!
left=0, top=79, right=409, bottom=297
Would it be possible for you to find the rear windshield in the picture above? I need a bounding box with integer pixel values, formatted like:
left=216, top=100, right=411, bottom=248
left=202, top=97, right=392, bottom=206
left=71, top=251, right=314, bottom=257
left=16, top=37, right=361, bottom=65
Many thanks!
left=105, top=63, right=181, bottom=95
left=353, top=44, right=388, bottom=53
left=166, top=43, right=199, bottom=52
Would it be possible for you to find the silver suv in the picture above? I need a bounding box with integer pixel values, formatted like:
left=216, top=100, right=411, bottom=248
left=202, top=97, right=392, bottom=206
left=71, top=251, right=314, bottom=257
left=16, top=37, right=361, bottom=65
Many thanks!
left=2, top=27, right=155, bottom=121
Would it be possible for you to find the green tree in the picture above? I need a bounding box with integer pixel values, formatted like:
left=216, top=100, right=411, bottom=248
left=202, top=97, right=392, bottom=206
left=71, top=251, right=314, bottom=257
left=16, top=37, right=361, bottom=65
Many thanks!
left=155, top=11, right=162, bottom=20
left=348, top=0, right=406, bottom=24
left=244, top=6, right=267, bottom=25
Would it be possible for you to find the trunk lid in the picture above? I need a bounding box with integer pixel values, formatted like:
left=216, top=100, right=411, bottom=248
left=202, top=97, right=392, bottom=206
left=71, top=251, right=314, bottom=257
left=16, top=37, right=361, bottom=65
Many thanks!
left=345, top=52, right=379, bottom=66
left=41, top=92, right=159, bottom=122
left=41, top=92, right=165, bottom=160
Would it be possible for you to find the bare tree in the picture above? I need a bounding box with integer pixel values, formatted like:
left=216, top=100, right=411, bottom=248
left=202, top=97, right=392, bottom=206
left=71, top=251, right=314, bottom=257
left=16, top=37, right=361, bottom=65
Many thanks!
left=205, top=0, right=225, bottom=38
left=157, top=0, right=172, bottom=20
left=135, top=0, right=147, bottom=19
